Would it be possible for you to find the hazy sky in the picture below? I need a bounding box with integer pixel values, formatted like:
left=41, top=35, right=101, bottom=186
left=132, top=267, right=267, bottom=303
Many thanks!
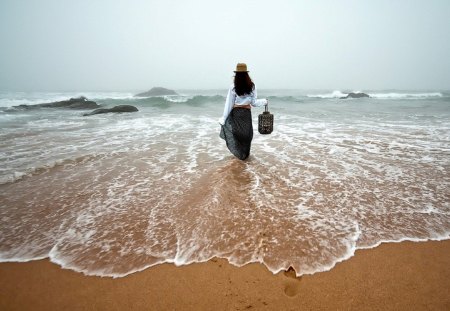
left=1, top=0, right=449, bottom=91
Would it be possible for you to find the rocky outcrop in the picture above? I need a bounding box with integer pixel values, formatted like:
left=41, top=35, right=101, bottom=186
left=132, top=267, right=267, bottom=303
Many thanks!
left=340, top=92, right=370, bottom=99
left=135, top=87, right=178, bottom=97
left=83, top=105, right=138, bottom=116
left=15, top=96, right=100, bottom=109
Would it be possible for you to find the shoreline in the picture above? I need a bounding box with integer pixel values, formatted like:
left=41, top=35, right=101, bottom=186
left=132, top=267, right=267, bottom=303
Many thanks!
left=1, top=240, right=449, bottom=310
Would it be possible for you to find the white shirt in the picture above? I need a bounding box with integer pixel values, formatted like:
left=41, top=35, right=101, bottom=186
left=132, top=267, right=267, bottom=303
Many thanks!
left=220, top=85, right=268, bottom=124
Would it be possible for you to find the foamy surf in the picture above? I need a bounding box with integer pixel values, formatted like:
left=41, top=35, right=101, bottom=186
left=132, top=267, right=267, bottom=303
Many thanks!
left=1, top=90, right=449, bottom=278
left=307, top=90, right=444, bottom=99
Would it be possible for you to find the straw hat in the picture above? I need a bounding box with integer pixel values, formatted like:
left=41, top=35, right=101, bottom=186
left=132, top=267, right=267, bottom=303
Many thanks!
left=234, top=63, right=249, bottom=72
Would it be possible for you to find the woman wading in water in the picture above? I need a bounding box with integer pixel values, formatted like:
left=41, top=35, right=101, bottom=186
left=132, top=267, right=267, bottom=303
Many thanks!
left=219, top=63, right=268, bottom=160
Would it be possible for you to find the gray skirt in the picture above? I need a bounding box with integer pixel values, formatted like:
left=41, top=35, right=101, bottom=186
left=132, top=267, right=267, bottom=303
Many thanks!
left=220, top=107, right=253, bottom=160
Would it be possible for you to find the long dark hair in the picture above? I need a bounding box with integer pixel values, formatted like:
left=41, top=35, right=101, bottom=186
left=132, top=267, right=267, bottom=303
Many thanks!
left=234, top=72, right=255, bottom=96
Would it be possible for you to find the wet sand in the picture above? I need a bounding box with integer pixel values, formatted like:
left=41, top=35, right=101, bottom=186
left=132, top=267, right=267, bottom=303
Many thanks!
left=1, top=240, right=449, bottom=310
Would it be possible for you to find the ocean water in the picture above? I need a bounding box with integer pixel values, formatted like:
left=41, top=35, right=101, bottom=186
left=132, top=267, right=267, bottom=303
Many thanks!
left=0, top=90, right=449, bottom=277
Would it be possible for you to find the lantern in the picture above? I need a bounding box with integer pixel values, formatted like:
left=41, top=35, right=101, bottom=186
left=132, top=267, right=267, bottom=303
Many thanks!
left=258, top=101, right=273, bottom=134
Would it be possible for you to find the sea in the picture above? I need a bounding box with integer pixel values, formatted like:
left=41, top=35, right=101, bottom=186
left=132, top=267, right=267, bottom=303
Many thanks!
left=1, top=89, right=449, bottom=277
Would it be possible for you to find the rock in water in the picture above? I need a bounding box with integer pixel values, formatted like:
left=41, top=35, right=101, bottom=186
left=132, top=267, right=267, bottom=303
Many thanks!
left=15, top=96, right=100, bottom=109
left=83, top=105, right=138, bottom=116
left=340, top=92, right=370, bottom=99
left=135, top=87, right=178, bottom=97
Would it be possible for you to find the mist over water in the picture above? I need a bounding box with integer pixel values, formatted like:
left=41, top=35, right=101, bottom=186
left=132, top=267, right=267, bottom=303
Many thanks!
left=1, top=90, right=449, bottom=277
left=1, top=1, right=450, bottom=90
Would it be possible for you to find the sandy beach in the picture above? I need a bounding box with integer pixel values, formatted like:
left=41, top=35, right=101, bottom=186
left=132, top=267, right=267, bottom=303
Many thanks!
left=1, top=240, right=449, bottom=310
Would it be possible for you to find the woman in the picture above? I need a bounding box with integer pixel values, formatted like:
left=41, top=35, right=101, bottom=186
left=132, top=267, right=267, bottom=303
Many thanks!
left=219, top=63, right=268, bottom=160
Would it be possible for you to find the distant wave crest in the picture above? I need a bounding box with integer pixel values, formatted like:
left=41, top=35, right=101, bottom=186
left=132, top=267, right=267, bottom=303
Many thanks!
left=306, top=91, right=348, bottom=98
left=130, top=95, right=225, bottom=107
left=369, top=92, right=443, bottom=99
left=307, top=91, right=444, bottom=99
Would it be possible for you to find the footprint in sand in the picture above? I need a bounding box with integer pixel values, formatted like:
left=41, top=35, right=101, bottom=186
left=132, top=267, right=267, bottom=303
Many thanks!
left=283, top=267, right=302, bottom=297
left=284, top=282, right=300, bottom=297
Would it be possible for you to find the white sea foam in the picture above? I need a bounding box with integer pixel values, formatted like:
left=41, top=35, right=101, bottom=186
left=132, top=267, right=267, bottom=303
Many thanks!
left=1, top=90, right=449, bottom=278
left=307, top=90, right=444, bottom=99
left=0, top=92, right=137, bottom=108
left=163, top=95, right=191, bottom=102
left=307, top=90, right=348, bottom=98
left=369, top=92, right=443, bottom=99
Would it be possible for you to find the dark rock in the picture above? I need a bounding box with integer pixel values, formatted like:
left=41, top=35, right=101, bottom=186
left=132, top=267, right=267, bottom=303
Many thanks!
left=340, top=92, right=370, bottom=99
left=83, top=105, right=138, bottom=116
left=135, top=87, right=178, bottom=97
left=15, top=96, right=100, bottom=109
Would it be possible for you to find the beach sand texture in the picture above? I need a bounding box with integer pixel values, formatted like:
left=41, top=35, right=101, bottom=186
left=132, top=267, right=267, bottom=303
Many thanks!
left=1, top=240, right=449, bottom=310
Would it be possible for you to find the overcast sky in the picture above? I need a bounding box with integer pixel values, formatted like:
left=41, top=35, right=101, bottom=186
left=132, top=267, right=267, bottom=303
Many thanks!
left=1, top=0, right=449, bottom=91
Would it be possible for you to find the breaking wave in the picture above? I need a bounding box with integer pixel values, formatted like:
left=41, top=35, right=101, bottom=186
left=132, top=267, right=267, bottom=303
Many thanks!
left=307, top=90, right=444, bottom=99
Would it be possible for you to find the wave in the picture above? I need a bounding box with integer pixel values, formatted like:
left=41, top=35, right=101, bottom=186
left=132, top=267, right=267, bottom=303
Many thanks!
left=1, top=91, right=446, bottom=111
left=0, top=95, right=227, bottom=112
left=369, top=92, right=443, bottom=99
left=267, top=95, right=303, bottom=102
left=0, top=92, right=137, bottom=108
left=125, top=95, right=225, bottom=107
left=1, top=96, right=450, bottom=278
left=307, top=90, right=444, bottom=99
left=306, top=90, right=348, bottom=99
left=2, top=151, right=449, bottom=277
